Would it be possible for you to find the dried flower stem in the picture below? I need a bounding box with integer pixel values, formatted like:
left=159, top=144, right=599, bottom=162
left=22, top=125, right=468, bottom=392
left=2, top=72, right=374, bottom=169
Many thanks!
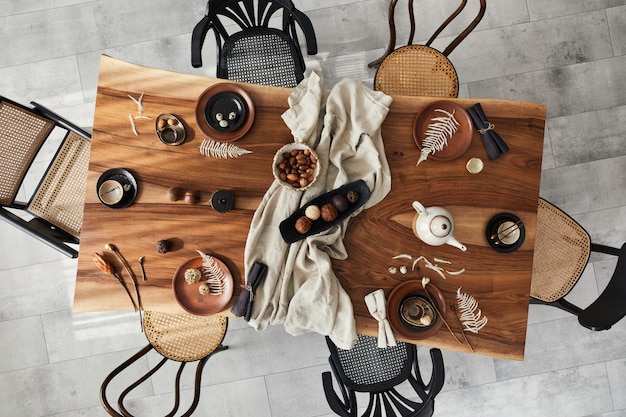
left=450, top=302, right=475, bottom=352
left=105, top=244, right=142, bottom=320
left=422, top=277, right=463, bottom=345
left=92, top=252, right=137, bottom=311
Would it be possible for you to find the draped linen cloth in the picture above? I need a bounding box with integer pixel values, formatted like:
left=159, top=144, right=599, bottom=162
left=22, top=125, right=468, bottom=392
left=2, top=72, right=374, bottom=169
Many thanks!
left=243, top=71, right=392, bottom=349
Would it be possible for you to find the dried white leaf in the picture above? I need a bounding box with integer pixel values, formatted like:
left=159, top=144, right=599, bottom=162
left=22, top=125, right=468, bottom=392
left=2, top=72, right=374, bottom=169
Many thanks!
left=200, top=139, right=252, bottom=159
left=456, top=287, right=488, bottom=333
left=196, top=250, right=227, bottom=295
left=393, top=254, right=412, bottom=260
left=417, top=109, right=460, bottom=166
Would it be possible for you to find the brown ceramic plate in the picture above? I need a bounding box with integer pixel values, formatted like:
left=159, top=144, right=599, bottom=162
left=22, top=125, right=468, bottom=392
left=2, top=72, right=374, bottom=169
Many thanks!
left=413, top=101, right=473, bottom=161
left=387, top=280, right=446, bottom=340
left=195, top=83, right=255, bottom=142
left=172, top=256, right=234, bottom=315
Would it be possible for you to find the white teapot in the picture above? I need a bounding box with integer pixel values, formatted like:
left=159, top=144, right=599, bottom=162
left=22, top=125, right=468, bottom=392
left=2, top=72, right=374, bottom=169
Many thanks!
left=411, top=201, right=467, bottom=251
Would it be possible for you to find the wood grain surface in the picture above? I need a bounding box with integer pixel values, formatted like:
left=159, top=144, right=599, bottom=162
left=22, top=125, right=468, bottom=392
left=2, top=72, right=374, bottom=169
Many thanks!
left=74, top=55, right=546, bottom=360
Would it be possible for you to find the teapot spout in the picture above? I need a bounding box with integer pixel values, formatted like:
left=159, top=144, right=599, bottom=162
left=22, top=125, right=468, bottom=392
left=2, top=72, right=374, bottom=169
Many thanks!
left=447, top=237, right=467, bottom=252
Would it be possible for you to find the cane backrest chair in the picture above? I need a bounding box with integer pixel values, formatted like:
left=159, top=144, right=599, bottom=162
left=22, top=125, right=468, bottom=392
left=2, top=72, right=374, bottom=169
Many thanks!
left=100, top=311, right=229, bottom=417
left=191, top=0, right=317, bottom=88
left=530, top=198, right=626, bottom=330
left=0, top=96, right=91, bottom=258
left=373, top=0, right=486, bottom=97
left=322, top=335, right=445, bottom=417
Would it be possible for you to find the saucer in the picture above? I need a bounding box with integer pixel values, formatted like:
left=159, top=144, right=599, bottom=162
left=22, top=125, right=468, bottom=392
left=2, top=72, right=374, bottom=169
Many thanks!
left=96, top=168, right=138, bottom=209
left=486, top=212, right=525, bottom=252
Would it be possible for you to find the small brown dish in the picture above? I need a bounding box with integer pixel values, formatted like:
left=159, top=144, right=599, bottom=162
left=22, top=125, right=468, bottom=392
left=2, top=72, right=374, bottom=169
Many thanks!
left=413, top=101, right=473, bottom=162
left=195, top=83, right=255, bottom=142
left=156, top=114, right=185, bottom=145
left=172, top=256, right=234, bottom=315
left=387, top=280, right=446, bottom=340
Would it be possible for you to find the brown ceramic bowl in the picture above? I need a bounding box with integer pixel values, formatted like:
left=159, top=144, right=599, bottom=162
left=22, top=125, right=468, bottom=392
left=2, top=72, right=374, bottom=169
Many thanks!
left=387, top=280, right=446, bottom=340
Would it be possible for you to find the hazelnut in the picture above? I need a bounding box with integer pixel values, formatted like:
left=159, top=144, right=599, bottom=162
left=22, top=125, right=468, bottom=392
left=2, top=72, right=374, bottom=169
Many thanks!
left=157, top=118, right=167, bottom=130
left=167, top=117, right=178, bottom=126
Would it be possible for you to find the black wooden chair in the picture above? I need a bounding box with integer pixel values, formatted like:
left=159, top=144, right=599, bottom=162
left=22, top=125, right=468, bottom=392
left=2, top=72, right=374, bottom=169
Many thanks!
left=0, top=96, right=91, bottom=258
left=372, top=0, right=486, bottom=97
left=322, top=335, right=445, bottom=417
left=530, top=198, right=626, bottom=330
left=191, top=0, right=317, bottom=88
left=100, top=311, right=228, bottom=417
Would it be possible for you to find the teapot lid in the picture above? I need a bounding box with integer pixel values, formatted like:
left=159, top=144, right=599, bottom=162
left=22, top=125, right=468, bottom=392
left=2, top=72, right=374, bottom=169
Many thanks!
left=430, top=215, right=451, bottom=238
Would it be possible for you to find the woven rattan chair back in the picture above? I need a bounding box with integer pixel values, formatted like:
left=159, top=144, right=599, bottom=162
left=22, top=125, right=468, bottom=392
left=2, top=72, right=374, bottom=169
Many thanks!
left=531, top=198, right=591, bottom=302
left=322, top=335, right=445, bottom=417
left=372, top=0, right=486, bottom=97
left=191, top=0, right=317, bottom=88
left=0, top=97, right=91, bottom=258
left=530, top=198, right=626, bottom=330
left=100, top=312, right=229, bottom=417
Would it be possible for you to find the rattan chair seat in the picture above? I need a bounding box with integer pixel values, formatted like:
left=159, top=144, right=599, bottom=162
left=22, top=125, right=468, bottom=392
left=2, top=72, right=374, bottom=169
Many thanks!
left=374, top=45, right=459, bottom=97
left=143, top=311, right=228, bottom=362
left=222, top=27, right=303, bottom=88
left=0, top=101, right=54, bottom=205
left=28, top=131, right=90, bottom=238
left=530, top=199, right=591, bottom=302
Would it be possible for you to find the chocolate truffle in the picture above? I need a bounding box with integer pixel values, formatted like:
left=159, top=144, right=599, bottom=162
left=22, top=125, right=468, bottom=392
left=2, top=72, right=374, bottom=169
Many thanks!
left=346, top=190, right=359, bottom=203
left=184, top=268, right=201, bottom=284
left=295, top=216, right=312, bottom=234
left=199, top=283, right=210, bottom=295
left=332, top=194, right=350, bottom=212
left=304, top=205, right=321, bottom=220
left=321, top=203, right=338, bottom=222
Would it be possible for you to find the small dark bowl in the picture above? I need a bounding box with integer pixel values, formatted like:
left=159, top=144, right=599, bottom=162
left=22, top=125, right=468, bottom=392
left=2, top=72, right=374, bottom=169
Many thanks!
left=486, top=212, right=525, bottom=253
left=398, top=291, right=438, bottom=331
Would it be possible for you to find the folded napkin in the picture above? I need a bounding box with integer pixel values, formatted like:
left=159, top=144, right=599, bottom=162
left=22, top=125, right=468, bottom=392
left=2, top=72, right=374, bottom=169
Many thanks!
left=468, top=103, right=509, bottom=160
left=231, top=261, right=267, bottom=321
left=242, top=71, right=392, bottom=350
left=364, top=289, right=396, bottom=348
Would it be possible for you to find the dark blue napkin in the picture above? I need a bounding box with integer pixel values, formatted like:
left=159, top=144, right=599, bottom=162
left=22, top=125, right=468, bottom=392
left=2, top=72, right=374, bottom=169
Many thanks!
left=468, top=103, right=509, bottom=160
left=231, top=261, right=268, bottom=321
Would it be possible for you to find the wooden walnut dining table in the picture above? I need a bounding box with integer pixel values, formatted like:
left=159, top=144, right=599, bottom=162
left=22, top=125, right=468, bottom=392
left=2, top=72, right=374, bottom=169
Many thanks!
left=74, top=55, right=546, bottom=361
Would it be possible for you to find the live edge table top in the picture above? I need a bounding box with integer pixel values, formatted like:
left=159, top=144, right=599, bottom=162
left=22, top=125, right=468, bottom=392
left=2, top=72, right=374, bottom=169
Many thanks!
left=74, top=55, right=546, bottom=361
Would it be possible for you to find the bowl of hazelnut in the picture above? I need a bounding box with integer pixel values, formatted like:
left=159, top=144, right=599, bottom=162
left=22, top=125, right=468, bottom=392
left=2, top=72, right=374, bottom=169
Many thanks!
left=273, top=143, right=321, bottom=191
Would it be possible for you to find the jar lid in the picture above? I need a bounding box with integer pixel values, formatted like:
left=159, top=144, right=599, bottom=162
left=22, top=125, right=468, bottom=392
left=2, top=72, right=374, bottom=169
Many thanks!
left=211, top=190, right=235, bottom=213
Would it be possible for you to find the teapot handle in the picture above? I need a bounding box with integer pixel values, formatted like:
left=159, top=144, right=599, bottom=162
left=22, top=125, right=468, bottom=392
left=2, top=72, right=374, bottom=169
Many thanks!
left=412, top=201, right=425, bottom=214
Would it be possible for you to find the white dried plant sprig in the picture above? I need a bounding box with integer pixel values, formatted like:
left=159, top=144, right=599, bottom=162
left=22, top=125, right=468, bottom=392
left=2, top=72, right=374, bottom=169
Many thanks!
left=128, top=92, right=145, bottom=114
left=456, top=287, right=488, bottom=333
left=200, top=139, right=252, bottom=159
left=196, top=250, right=227, bottom=295
left=417, top=109, right=460, bottom=166
left=391, top=254, right=464, bottom=279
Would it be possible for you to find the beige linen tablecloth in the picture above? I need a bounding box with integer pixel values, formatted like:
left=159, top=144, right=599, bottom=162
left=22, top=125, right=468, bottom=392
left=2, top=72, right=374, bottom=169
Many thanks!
left=243, top=71, right=392, bottom=349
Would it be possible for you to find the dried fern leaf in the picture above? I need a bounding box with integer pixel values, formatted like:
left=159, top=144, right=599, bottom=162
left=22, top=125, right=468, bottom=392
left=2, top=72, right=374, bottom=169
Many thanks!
left=456, top=287, right=488, bottom=333
left=417, top=109, right=460, bottom=166
left=199, top=139, right=252, bottom=159
left=196, top=250, right=227, bottom=295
